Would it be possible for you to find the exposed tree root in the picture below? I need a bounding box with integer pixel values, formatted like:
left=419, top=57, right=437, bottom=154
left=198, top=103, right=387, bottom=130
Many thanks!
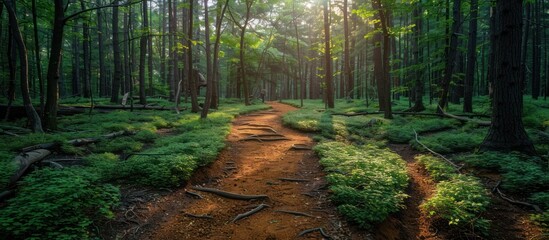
left=278, top=178, right=309, bottom=182
left=191, top=186, right=268, bottom=200
left=0, top=190, right=15, bottom=202
left=240, top=123, right=273, bottom=127
left=184, top=213, right=213, bottom=219
left=274, top=210, right=317, bottom=218
left=239, top=136, right=290, bottom=142
left=0, top=129, right=18, bottom=136
left=232, top=204, right=270, bottom=223
left=297, top=227, right=331, bottom=239
left=237, top=127, right=278, bottom=133
left=185, top=190, right=203, bottom=199
left=290, top=144, right=312, bottom=150
left=437, top=106, right=491, bottom=126
left=413, top=129, right=462, bottom=171
left=493, top=183, right=542, bottom=212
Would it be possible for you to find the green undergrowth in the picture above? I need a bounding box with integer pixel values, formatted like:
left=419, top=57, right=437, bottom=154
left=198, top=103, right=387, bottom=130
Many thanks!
left=314, top=141, right=408, bottom=228
left=416, top=154, right=491, bottom=235
left=456, top=152, right=549, bottom=229
left=0, top=100, right=269, bottom=239
left=410, top=127, right=486, bottom=153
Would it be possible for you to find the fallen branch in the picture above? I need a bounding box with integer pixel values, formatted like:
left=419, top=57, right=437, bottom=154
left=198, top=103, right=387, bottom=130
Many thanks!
left=241, top=123, right=273, bottom=128
left=297, top=227, right=331, bottom=239
left=21, top=131, right=133, bottom=152
left=495, top=186, right=542, bottom=213
left=232, top=204, right=270, bottom=223
left=184, top=213, right=213, bottom=219
left=290, top=144, right=312, bottom=150
left=0, top=190, right=15, bottom=202
left=47, top=161, right=64, bottom=169
left=438, top=105, right=491, bottom=126
left=185, top=190, right=203, bottom=199
left=0, top=124, right=32, bottom=133
left=0, top=129, right=19, bottom=137
left=413, top=129, right=461, bottom=171
left=21, top=142, right=59, bottom=152
left=333, top=110, right=490, bottom=119
left=278, top=178, right=309, bottom=182
left=274, top=210, right=316, bottom=218
left=191, top=186, right=268, bottom=200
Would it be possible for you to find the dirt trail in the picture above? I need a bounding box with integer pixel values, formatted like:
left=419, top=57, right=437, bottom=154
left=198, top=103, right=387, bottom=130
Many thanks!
left=132, top=102, right=369, bottom=240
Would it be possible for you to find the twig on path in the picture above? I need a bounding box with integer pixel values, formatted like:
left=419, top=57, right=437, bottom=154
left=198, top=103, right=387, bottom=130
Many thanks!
left=232, top=204, right=270, bottom=223
left=191, top=186, right=269, bottom=200
left=413, top=129, right=461, bottom=171
left=184, top=213, right=213, bottom=219
left=274, top=210, right=317, bottom=218
left=185, top=190, right=203, bottom=199
left=237, top=127, right=278, bottom=133
left=278, top=178, right=309, bottom=182
left=297, top=227, right=332, bottom=239
left=239, top=136, right=290, bottom=142
left=290, top=144, right=312, bottom=150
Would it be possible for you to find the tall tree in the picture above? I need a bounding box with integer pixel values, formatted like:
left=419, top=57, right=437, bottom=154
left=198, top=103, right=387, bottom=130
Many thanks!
left=97, top=0, right=107, bottom=96
left=531, top=0, right=541, bottom=99
left=111, top=1, right=122, bottom=103
left=80, top=0, right=91, bottom=99
left=138, top=0, right=148, bottom=104
left=342, top=0, right=352, bottom=99
left=44, top=0, right=65, bottom=129
left=372, top=0, right=392, bottom=119
left=480, top=0, right=535, bottom=154
left=323, top=0, right=334, bottom=108
left=463, top=0, right=478, bottom=112
left=437, top=0, right=461, bottom=112
left=31, top=0, right=44, bottom=116
left=409, top=0, right=425, bottom=112
left=188, top=0, right=200, bottom=112
left=3, top=0, right=43, bottom=133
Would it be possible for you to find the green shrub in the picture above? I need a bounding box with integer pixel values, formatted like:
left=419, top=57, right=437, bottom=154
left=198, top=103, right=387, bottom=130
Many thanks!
left=422, top=175, right=491, bottom=234
left=133, top=129, right=158, bottom=143
left=385, top=117, right=459, bottom=143
left=84, top=153, right=121, bottom=182
left=314, top=141, right=408, bottom=228
left=91, top=136, right=144, bottom=154
left=0, top=168, right=119, bottom=239
left=530, top=192, right=549, bottom=209
left=410, top=130, right=485, bottom=153
left=0, top=153, right=17, bottom=190
left=415, top=155, right=457, bottom=181
left=122, top=154, right=197, bottom=187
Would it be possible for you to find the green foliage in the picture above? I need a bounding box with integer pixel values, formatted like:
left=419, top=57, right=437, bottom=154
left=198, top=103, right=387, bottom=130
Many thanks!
left=0, top=168, right=120, bottom=239
left=410, top=129, right=485, bottom=153
left=415, top=155, right=457, bottom=181
left=530, top=192, right=549, bottom=209
left=91, top=136, right=144, bottom=154
left=385, top=117, right=459, bottom=143
left=133, top=129, right=158, bottom=143
left=422, top=175, right=491, bottom=235
left=0, top=133, right=66, bottom=152
left=121, top=155, right=197, bottom=187
left=456, top=152, right=549, bottom=194
left=314, top=141, right=408, bottom=228
left=0, top=152, right=17, bottom=190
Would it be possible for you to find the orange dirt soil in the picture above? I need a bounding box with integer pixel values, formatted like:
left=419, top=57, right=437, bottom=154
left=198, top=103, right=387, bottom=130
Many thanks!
left=102, top=102, right=545, bottom=240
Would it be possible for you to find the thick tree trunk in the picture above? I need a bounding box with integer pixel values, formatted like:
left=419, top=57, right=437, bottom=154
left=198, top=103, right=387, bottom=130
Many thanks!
left=81, top=1, right=91, bottom=99
left=480, top=0, right=535, bottom=154
left=71, top=24, right=81, bottom=97
left=520, top=3, right=531, bottom=94
left=437, top=0, right=461, bottom=112
left=4, top=0, right=43, bottom=133
left=189, top=0, right=200, bottom=111
left=44, top=0, right=65, bottom=130
left=147, top=2, right=154, bottom=96
left=110, top=2, right=122, bottom=103
left=463, top=0, right=478, bottom=113
left=410, top=1, right=425, bottom=112
left=323, top=0, right=334, bottom=108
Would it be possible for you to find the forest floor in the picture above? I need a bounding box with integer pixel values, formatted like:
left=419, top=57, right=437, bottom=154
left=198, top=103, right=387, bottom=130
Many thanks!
left=103, top=102, right=545, bottom=240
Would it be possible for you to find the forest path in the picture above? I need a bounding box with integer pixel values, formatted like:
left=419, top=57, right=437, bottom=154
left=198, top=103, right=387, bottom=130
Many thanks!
left=135, top=102, right=368, bottom=240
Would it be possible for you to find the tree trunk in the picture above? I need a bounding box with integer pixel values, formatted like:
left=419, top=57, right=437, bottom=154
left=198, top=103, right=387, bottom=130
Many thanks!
left=80, top=1, right=91, bottom=99
left=44, top=0, right=65, bottom=130
left=437, top=0, right=461, bottom=112
left=463, top=0, right=478, bottom=113
left=138, top=0, right=148, bottom=104
left=3, top=0, right=43, bottom=133
left=189, top=0, right=200, bottom=112
left=31, top=0, right=44, bottom=117
left=520, top=2, right=531, bottom=94
left=531, top=0, right=541, bottom=100
left=323, top=0, right=334, bottom=108
left=410, top=1, right=425, bottom=112
left=147, top=2, right=154, bottom=96
left=71, top=24, right=81, bottom=97
left=110, top=2, right=122, bottom=103
left=373, top=0, right=392, bottom=119
left=97, top=0, right=106, bottom=97
left=480, top=0, right=535, bottom=154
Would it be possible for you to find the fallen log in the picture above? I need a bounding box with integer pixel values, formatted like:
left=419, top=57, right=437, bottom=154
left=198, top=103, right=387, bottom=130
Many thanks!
left=21, top=131, right=132, bottom=152
left=232, top=204, right=270, bottom=223
left=8, top=149, right=52, bottom=188
left=333, top=110, right=490, bottom=120
left=191, top=186, right=268, bottom=200
left=0, top=129, right=19, bottom=136
left=438, top=106, right=491, bottom=126
left=60, top=104, right=174, bottom=111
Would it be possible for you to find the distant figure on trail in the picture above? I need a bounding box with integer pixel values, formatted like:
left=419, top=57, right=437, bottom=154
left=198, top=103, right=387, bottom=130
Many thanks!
left=260, top=89, right=266, bottom=103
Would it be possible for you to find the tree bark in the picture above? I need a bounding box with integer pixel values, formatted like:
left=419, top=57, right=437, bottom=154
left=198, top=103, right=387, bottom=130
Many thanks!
left=44, top=0, right=65, bottom=130
left=188, top=0, right=200, bottom=112
left=323, top=0, right=334, bottom=108
left=520, top=2, right=531, bottom=94
left=139, top=0, right=148, bottom=104
left=80, top=0, right=91, bottom=99
left=531, top=0, right=541, bottom=100
left=97, top=0, right=106, bottom=96
left=410, top=1, right=425, bottom=112
left=201, top=0, right=212, bottom=119
left=31, top=0, right=44, bottom=118
left=463, top=0, right=478, bottom=113
left=110, top=2, right=122, bottom=103
left=437, top=0, right=461, bottom=112
left=480, top=0, right=535, bottom=154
